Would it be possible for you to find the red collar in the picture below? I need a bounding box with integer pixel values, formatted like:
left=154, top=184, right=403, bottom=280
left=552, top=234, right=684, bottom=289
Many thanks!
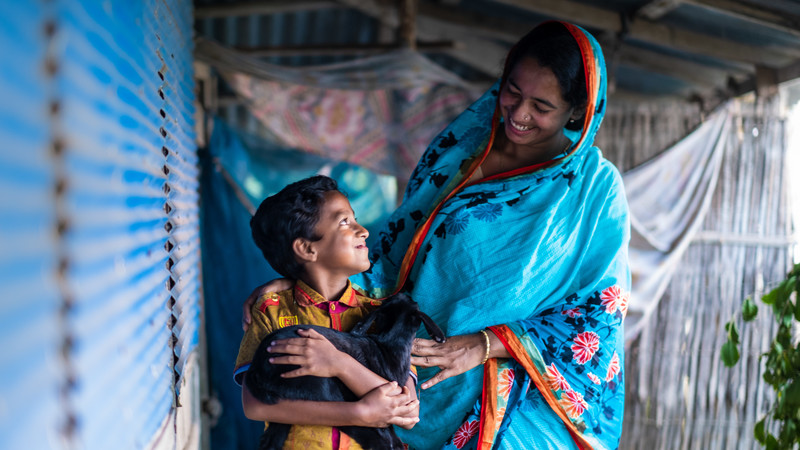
left=293, top=280, right=360, bottom=307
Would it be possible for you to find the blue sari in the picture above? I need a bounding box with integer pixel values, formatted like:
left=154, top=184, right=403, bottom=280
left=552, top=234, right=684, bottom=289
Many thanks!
left=351, top=22, right=629, bottom=450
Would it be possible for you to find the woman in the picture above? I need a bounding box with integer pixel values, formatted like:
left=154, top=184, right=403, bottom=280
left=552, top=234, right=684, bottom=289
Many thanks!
left=245, top=21, right=629, bottom=450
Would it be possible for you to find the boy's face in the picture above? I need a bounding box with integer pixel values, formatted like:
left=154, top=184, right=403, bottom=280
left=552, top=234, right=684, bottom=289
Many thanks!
left=308, top=191, right=371, bottom=277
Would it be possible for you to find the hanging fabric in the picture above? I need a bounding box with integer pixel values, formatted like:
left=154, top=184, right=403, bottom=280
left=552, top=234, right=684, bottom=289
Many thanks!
left=622, top=107, right=730, bottom=338
left=195, top=38, right=483, bottom=182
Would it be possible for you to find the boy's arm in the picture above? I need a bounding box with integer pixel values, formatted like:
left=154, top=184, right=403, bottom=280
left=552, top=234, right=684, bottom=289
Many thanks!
left=327, top=349, right=420, bottom=429
left=269, top=328, right=418, bottom=398
left=242, top=375, right=419, bottom=428
left=265, top=329, right=419, bottom=429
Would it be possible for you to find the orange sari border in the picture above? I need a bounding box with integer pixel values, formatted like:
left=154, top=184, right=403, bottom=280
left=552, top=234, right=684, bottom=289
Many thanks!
left=486, top=325, right=594, bottom=450
left=477, top=358, right=500, bottom=449
left=562, top=21, right=599, bottom=152
left=393, top=22, right=601, bottom=297
left=393, top=110, right=500, bottom=295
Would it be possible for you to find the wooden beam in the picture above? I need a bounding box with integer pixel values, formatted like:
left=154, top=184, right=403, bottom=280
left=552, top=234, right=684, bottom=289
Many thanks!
left=755, top=65, right=779, bottom=97
left=232, top=41, right=458, bottom=57
left=777, top=59, right=800, bottom=85
left=493, top=0, right=800, bottom=67
left=335, top=0, right=508, bottom=78
left=336, top=0, right=800, bottom=96
left=194, top=1, right=341, bottom=19
left=410, top=0, right=757, bottom=93
left=683, top=0, right=800, bottom=39
left=334, top=0, right=399, bottom=26
left=417, top=1, right=526, bottom=43
left=415, top=15, right=509, bottom=77
left=616, top=46, right=734, bottom=89
left=636, top=0, right=684, bottom=20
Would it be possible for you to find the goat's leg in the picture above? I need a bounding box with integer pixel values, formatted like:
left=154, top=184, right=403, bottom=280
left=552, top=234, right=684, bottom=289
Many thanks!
left=259, top=423, right=291, bottom=450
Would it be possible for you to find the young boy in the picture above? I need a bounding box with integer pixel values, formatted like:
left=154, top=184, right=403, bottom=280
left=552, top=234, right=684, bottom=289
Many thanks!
left=234, top=175, right=419, bottom=449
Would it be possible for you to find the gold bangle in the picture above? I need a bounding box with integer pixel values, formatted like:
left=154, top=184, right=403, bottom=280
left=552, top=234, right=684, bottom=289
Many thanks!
left=479, top=329, right=491, bottom=364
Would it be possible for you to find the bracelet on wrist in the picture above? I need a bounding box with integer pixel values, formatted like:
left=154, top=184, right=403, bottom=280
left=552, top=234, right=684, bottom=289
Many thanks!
left=479, top=329, right=491, bottom=364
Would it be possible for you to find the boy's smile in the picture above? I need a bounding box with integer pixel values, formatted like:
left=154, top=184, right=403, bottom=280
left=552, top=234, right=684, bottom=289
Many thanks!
left=308, top=191, right=371, bottom=277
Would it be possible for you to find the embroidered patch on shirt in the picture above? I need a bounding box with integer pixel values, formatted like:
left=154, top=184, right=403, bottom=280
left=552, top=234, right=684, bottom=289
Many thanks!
left=278, top=315, right=299, bottom=328
left=258, top=293, right=282, bottom=313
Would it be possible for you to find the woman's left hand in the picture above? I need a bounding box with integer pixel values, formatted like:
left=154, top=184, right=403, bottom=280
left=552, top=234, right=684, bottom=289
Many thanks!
left=411, top=333, right=486, bottom=389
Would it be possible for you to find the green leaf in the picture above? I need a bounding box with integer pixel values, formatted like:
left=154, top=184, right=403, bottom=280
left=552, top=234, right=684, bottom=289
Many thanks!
left=765, top=433, right=779, bottom=450
left=763, top=288, right=777, bottom=305
left=742, top=297, right=759, bottom=321
left=795, top=297, right=800, bottom=321
left=764, top=369, right=776, bottom=385
left=721, top=341, right=740, bottom=367
left=725, top=321, right=740, bottom=344
left=754, top=417, right=767, bottom=444
left=779, top=418, right=796, bottom=443
left=785, top=381, right=800, bottom=406
left=769, top=277, right=794, bottom=313
left=785, top=276, right=797, bottom=292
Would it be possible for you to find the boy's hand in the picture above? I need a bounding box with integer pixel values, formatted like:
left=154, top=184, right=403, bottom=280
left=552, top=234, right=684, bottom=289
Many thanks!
left=355, top=382, right=419, bottom=429
left=242, top=278, right=294, bottom=331
left=397, top=378, right=420, bottom=430
left=267, top=328, right=342, bottom=378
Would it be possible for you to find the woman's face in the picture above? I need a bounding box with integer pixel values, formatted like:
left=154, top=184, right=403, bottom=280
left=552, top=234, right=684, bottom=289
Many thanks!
left=499, top=56, right=577, bottom=149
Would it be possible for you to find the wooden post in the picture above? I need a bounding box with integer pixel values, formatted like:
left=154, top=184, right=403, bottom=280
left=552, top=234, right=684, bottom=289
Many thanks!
left=755, top=65, right=779, bottom=98
left=397, top=0, right=417, bottom=50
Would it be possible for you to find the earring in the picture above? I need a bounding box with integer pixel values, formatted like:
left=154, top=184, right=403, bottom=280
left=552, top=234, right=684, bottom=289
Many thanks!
left=569, top=118, right=575, bottom=123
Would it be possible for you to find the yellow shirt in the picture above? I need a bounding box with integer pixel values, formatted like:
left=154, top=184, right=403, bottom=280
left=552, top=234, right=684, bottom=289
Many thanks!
left=234, top=280, right=381, bottom=450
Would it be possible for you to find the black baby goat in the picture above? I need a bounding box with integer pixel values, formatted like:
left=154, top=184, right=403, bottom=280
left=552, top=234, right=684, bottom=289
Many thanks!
left=245, top=293, right=445, bottom=450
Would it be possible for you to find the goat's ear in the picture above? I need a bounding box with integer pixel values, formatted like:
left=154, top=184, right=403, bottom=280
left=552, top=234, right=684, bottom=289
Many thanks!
left=293, top=238, right=317, bottom=263
left=418, top=311, right=446, bottom=343
left=350, top=311, right=377, bottom=335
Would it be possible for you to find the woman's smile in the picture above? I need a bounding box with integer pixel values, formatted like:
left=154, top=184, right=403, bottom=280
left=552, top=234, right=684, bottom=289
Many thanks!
left=508, top=117, right=533, bottom=133
left=498, top=56, right=575, bottom=151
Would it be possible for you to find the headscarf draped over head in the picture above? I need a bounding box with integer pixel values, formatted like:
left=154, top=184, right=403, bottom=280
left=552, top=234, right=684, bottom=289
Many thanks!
left=352, top=22, right=629, bottom=450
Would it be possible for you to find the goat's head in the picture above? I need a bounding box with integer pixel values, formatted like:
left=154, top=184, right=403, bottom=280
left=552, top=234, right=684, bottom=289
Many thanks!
left=352, top=293, right=446, bottom=343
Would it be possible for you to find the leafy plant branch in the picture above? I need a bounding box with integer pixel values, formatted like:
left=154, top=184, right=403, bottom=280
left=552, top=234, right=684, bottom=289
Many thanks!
left=722, top=263, right=800, bottom=449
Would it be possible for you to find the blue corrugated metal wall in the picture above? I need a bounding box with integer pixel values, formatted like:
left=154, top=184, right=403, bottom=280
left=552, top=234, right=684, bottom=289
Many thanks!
left=0, top=1, right=199, bottom=449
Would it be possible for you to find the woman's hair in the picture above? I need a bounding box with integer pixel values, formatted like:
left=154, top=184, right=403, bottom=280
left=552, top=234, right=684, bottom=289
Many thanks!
left=250, top=175, right=340, bottom=279
left=501, top=21, right=587, bottom=131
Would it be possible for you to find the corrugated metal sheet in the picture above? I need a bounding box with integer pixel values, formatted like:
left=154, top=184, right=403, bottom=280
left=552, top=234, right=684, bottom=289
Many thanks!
left=0, top=2, right=63, bottom=449
left=0, top=1, right=198, bottom=449
left=153, top=0, right=201, bottom=385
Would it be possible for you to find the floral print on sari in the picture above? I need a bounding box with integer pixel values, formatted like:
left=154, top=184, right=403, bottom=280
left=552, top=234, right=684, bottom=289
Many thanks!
left=351, top=22, right=628, bottom=450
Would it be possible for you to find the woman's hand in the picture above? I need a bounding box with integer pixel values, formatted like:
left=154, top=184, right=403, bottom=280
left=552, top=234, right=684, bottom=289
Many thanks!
left=266, top=328, right=342, bottom=378
left=242, top=278, right=294, bottom=330
left=411, top=333, right=491, bottom=390
left=355, top=382, right=419, bottom=429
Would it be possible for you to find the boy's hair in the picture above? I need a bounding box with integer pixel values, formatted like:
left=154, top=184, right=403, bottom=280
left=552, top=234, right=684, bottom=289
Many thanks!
left=250, top=175, right=340, bottom=280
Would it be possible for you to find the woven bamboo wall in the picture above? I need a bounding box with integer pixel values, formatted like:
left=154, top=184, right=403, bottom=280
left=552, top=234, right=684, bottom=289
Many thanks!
left=598, top=100, right=791, bottom=449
